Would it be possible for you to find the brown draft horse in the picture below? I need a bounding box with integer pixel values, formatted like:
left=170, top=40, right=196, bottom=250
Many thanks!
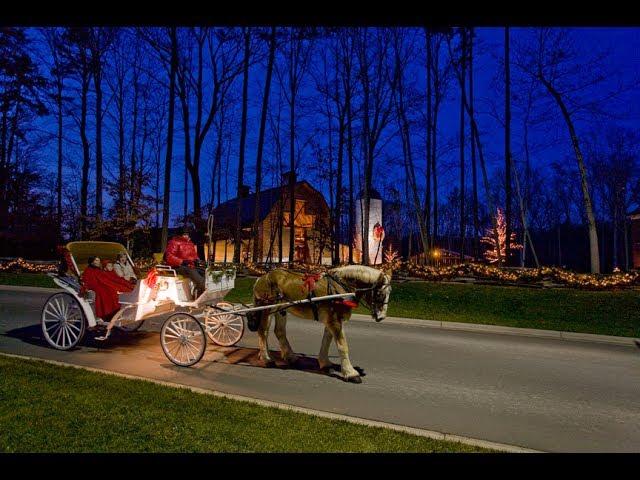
left=250, top=265, right=392, bottom=383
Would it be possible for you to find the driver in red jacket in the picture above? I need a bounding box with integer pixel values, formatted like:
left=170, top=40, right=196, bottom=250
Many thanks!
left=164, top=229, right=206, bottom=294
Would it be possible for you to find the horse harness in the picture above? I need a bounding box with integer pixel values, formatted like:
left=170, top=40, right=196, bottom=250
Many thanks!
left=255, top=269, right=385, bottom=323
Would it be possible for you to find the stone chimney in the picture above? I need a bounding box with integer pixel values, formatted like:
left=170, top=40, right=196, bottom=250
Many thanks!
left=239, top=185, right=251, bottom=198
left=281, top=171, right=297, bottom=186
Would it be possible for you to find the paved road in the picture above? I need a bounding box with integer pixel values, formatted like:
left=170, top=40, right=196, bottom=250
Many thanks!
left=1, top=286, right=640, bottom=453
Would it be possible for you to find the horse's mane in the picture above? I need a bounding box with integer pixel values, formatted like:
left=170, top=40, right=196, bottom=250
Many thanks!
left=328, top=265, right=383, bottom=285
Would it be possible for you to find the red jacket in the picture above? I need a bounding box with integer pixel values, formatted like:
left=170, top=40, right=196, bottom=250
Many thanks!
left=164, top=236, right=199, bottom=267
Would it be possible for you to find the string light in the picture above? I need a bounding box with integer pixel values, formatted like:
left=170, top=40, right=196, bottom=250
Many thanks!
left=403, top=262, right=640, bottom=290
left=0, top=258, right=58, bottom=273
left=2, top=257, right=638, bottom=290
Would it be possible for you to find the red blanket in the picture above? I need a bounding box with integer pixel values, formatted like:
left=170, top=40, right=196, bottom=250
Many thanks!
left=81, top=267, right=134, bottom=320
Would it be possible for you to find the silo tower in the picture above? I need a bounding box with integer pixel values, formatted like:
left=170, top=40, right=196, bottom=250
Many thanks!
left=355, top=188, right=384, bottom=264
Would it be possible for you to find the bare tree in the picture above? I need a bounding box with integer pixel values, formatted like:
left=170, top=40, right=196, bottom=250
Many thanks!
left=424, top=30, right=453, bottom=251
left=511, top=28, right=622, bottom=273
left=275, top=27, right=315, bottom=265
left=252, top=27, right=277, bottom=263
left=447, top=32, right=502, bottom=266
left=138, top=27, right=179, bottom=251
left=504, top=27, right=513, bottom=265
left=175, top=27, right=245, bottom=229
left=88, top=27, right=115, bottom=223
left=390, top=28, right=430, bottom=265
left=353, top=27, right=397, bottom=265
left=59, top=28, right=93, bottom=239
left=40, top=27, right=70, bottom=240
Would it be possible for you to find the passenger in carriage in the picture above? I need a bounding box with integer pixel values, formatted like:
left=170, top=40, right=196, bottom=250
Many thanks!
left=81, top=255, right=134, bottom=321
left=114, top=251, right=138, bottom=285
left=164, top=229, right=206, bottom=295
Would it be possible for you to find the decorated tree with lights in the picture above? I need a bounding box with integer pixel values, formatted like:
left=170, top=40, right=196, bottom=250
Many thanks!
left=481, top=208, right=522, bottom=264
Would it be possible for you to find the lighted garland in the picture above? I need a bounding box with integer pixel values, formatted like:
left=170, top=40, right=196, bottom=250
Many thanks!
left=2, top=256, right=638, bottom=291
left=403, top=262, right=640, bottom=290
left=0, top=258, right=58, bottom=273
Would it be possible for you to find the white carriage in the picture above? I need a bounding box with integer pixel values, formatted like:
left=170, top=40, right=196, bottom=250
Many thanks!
left=41, top=241, right=244, bottom=358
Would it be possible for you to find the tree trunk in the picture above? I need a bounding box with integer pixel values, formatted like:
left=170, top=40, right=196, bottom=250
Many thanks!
left=235, top=27, right=251, bottom=264
left=505, top=26, right=512, bottom=265
left=425, top=28, right=432, bottom=252
left=470, top=28, right=479, bottom=262
left=161, top=27, right=177, bottom=252
left=79, top=62, right=90, bottom=239
left=540, top=76, right=600, bottom=273
left=458, top=28, right=466, bottom=262
left=253, top=27, right=276, bottom=263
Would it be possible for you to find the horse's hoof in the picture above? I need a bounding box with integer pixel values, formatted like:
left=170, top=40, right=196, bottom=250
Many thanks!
left=346, top=375, right=362, bottom=384
left=263, top=360, right=276, bottom=368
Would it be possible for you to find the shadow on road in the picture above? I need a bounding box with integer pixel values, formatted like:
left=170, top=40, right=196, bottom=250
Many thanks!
left=4, top=323, right=365, bottom=383
left=3, top=323, right=156, bottom=352
left=216, top=346, right=366, bottom=382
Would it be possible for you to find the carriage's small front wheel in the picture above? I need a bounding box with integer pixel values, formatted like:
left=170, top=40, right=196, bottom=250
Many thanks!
left=41, top=292, right=86, bottom=350
left=160, top=312, right=206, bottom=367
left=204, top=302, right=244, bottom=347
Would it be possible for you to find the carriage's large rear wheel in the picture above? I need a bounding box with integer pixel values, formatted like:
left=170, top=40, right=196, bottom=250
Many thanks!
left=204, top=302, right=244, bottom=347
left=41, top=292, right=86, bottom=350
left=160, top=312, right=206, bottom=367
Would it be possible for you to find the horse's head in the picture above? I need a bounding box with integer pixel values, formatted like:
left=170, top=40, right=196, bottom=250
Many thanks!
left=328, top=265, right=392, bottom=322
left=371, top=271, right=392, bottom=322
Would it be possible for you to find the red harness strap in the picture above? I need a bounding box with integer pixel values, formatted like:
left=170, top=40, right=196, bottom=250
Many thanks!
left=258, top=294, right=274, bottom=304
left=334, top=299, right=358, bottom=308
left=301, top=273, right=322, bottom=293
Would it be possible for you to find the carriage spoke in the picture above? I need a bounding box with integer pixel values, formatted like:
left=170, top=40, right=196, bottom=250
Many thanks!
left=62, top=326, right=72, bottom=349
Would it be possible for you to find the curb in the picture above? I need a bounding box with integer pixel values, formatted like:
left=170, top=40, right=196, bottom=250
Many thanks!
left=350, top=314, right=640, bottom=347
left=0, top=352, right=541, bottom=453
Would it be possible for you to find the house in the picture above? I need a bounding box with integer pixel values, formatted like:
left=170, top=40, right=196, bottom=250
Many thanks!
left=209, top=174, right=333, bottom=265
left=630, top=208, right=640, bottom=269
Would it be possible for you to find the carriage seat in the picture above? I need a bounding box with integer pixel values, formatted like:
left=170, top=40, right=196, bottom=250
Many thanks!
left=153, top=252, right=190, bottom=281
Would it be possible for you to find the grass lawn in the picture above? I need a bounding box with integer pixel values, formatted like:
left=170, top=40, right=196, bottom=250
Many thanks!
left=0, top=355, right=493, bottom=453
left=0, top=272, right=57, bottom=288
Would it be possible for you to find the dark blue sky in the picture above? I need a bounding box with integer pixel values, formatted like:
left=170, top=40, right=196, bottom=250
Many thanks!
left=28, top=26, right=640, bottom=222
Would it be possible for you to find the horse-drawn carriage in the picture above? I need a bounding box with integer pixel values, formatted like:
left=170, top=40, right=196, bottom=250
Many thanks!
left=42, top=240, right=392, bottom=383
left=41, top=241, right=244, bottom=363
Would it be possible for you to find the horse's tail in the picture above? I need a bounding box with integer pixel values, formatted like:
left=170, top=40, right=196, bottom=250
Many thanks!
left=249, top=272, right=279, bottom=332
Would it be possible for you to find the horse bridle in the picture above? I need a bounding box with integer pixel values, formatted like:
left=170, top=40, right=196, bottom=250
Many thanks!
left=326, top=272, right=390, bottom=317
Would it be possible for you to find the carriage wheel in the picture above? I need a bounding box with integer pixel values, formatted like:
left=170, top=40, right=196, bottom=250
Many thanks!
left=41, top=292, right=86, bottom=350
left=204, top=301, right=245, bottom=347
left=160, top=312, right=206, bottom=367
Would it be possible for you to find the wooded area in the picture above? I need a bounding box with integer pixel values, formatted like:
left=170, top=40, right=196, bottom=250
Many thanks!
left=1, top=26, right=638, bottom=273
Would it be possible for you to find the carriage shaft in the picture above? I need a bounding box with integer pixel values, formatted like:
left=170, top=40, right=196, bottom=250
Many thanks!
left=204, top=293, right=358, bottom=318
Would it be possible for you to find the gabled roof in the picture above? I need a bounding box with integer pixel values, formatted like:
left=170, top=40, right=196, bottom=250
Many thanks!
left=212, top=180, right=327, bottom=227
